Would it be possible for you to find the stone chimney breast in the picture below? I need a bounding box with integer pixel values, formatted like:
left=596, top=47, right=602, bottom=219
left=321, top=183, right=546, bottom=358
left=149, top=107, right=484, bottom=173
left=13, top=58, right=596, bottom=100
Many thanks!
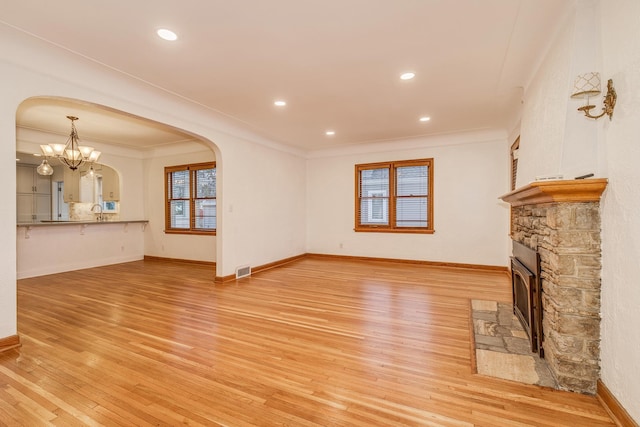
left=501, top=179, right=607, bottom=394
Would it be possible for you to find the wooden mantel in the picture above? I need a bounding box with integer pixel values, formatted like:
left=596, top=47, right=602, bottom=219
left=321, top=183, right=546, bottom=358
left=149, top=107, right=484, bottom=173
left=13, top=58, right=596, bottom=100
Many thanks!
left=500, top=178, right=608, bottom=207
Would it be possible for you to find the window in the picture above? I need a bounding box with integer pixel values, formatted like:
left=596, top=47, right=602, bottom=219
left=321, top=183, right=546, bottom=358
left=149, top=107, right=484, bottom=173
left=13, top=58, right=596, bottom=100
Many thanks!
left=511, top=136, right=520, bottom=190
left=510, top=137, right=520, bottom=236
left=165, top=162, right=216, bottom=235
left=355, top=158, right=433, bottom=233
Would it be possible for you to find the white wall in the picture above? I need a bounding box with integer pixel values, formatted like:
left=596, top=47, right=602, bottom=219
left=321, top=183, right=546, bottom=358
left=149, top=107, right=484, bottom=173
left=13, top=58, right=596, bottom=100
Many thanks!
left=307, top=131, right=511, bottom=267
left=16, top=223, right=146, bottom=279
left=518, top=0, right=607, bottom=185
left=144, top=145, right=217, bottom=263
left=0, top=24, right=307, bottom=338
left=0, top=100, right=17, bottom=339
left=519, top=1, right=640, bottom=421
left=599, top=0, right=640, bottom=422
left=219, top=137, right=307, bottom=274
left=517, top=19, right=574, bottom=185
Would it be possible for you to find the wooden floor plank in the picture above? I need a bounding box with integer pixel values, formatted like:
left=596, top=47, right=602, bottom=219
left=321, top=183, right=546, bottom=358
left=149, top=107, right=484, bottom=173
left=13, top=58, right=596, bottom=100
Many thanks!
left=0, top=257, right=615, bottom=425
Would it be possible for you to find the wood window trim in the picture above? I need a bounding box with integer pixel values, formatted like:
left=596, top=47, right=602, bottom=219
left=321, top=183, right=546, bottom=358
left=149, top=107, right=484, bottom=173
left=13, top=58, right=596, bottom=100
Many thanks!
left=165, top=162, right=216, bottom=235
left=354, top=158, right=434, bottom=234
left=511, top=136, right=520, bottom=191
left=164, top=229, right=216, bottom=236
left=509, top=137, right=520, bottom=236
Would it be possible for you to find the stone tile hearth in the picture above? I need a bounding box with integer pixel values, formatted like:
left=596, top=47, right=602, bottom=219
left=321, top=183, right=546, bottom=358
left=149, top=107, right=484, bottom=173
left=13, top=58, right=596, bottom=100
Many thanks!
left=472, top=300, right=557, bottom=388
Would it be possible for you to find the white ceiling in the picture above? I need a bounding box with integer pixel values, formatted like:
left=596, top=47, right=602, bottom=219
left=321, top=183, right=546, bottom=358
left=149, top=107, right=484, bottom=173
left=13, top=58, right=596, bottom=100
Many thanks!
left=3, top=0, right=571, bottom=152
left=16, top=98, right=199, bottom=149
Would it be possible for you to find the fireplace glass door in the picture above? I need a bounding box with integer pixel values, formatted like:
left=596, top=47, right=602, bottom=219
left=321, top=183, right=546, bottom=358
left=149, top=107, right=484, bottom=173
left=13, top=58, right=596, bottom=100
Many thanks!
left=511, top=257, right=537, bottom=352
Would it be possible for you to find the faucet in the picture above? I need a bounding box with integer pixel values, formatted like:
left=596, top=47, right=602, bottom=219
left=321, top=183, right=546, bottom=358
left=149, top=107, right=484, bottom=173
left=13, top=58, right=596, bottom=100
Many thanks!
left=91, top=203, right=103, bottom=221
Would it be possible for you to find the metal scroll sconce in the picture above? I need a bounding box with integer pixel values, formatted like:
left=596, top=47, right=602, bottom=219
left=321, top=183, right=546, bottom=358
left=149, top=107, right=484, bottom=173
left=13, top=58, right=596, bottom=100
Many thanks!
left=571, top=72, right=617, bottom=120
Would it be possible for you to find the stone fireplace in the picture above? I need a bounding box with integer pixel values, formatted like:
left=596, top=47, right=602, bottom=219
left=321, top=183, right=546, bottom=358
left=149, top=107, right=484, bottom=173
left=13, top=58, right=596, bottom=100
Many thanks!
left=500, top=179, right=607, bottom=394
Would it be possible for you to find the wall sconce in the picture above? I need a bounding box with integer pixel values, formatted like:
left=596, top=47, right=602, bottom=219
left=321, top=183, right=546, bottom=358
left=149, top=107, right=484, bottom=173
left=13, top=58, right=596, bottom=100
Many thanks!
left=571, top=72, right=617, bottom=120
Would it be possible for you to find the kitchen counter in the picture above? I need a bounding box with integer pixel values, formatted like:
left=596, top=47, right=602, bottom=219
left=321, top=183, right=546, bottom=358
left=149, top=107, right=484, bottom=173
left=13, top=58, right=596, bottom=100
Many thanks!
left=18, top=219, right=148, bottom=227
left=17, top=219, right=148, bottom=238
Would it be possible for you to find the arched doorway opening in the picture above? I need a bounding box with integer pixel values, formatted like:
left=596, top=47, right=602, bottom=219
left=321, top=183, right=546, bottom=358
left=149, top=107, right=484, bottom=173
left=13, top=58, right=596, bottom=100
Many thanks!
left=15, top=96, right=220, bottom=278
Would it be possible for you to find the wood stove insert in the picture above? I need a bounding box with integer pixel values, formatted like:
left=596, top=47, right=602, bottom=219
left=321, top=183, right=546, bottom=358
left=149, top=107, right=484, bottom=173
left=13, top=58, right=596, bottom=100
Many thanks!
left=511, top=240, right=543, bottom=357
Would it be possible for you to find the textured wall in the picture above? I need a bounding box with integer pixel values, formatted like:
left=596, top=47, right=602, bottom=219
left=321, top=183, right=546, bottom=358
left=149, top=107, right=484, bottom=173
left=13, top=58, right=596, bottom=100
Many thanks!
left=516, top=20, right=573, bottom=186
left=517, top=1, right=640, bottom=419
left=599, top=0, right=640, bottom=421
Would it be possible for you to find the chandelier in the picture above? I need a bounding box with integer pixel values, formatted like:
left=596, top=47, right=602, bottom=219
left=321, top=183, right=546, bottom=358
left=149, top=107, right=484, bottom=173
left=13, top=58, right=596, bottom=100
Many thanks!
left=36, top=115, right=101, bottom=175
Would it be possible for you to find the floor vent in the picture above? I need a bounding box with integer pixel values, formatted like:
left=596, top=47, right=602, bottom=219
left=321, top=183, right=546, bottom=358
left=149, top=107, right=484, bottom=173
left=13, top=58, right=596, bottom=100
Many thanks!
left=235, top=265, right=251, bottom=279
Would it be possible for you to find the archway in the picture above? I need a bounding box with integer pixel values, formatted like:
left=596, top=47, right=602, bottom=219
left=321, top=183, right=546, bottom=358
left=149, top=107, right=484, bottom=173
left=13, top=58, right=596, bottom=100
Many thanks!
left=15, top=96, right=220, bottom=278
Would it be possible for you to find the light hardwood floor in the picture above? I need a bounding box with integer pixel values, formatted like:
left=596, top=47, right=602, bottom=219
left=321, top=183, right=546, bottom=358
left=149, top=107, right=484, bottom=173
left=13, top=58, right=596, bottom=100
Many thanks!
left=1, top=257, right=616, bottom=426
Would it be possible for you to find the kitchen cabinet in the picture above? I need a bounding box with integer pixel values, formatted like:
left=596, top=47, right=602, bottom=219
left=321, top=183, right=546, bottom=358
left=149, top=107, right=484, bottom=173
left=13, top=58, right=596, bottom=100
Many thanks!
left=63, top=168, right=81, bottom=202
left=63, top=164, right=119, bottom=202
left=17, top=164, right=51, bottom=222
left=17, top=164, right=51, bottom=194
left=100, top=166, right=120, bottom=201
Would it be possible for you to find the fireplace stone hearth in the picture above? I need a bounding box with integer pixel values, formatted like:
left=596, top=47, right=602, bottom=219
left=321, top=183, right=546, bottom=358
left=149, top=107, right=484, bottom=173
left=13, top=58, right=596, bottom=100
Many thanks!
left=500, top=179, right=607, bottom=394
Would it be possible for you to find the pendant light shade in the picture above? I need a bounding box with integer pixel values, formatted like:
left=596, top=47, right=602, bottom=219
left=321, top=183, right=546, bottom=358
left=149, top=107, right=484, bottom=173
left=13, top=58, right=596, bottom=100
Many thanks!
left=36, top=159, right=54, bottom=176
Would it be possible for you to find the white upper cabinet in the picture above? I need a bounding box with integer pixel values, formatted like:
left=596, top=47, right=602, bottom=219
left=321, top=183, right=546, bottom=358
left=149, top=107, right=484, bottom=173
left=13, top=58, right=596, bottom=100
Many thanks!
left=63, top=168, right=81, bottom=203
left=63, top=163, right=119, bottom=203
left=100, top=166, right=120, bottom=201
left=17, top=164, right=52, bottom=221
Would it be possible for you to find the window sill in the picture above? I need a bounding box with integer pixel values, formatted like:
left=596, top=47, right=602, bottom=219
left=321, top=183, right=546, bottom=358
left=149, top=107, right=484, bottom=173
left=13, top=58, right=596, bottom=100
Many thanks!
left=354, top=227, right=434, bottom=234
left=164, top=229, right=216, bottom=236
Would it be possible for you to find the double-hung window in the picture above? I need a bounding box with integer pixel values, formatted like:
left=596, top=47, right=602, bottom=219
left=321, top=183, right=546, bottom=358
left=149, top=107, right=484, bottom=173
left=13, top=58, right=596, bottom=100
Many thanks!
left=165, top=162, right=216, bottom=235
left=355, top=158, right=433, bottom=233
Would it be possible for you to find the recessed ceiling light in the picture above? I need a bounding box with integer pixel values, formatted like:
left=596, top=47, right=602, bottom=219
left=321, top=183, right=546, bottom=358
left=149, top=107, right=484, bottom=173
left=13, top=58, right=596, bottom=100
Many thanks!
left=400, top=72, right=416, bottom=80
left=419, top=116, right=431, bottom=122
left=274, top=100, right=287, bottom=107
left=325, top=130, right=335, bottom=136
left=157, top=28, right=178, bottom=41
